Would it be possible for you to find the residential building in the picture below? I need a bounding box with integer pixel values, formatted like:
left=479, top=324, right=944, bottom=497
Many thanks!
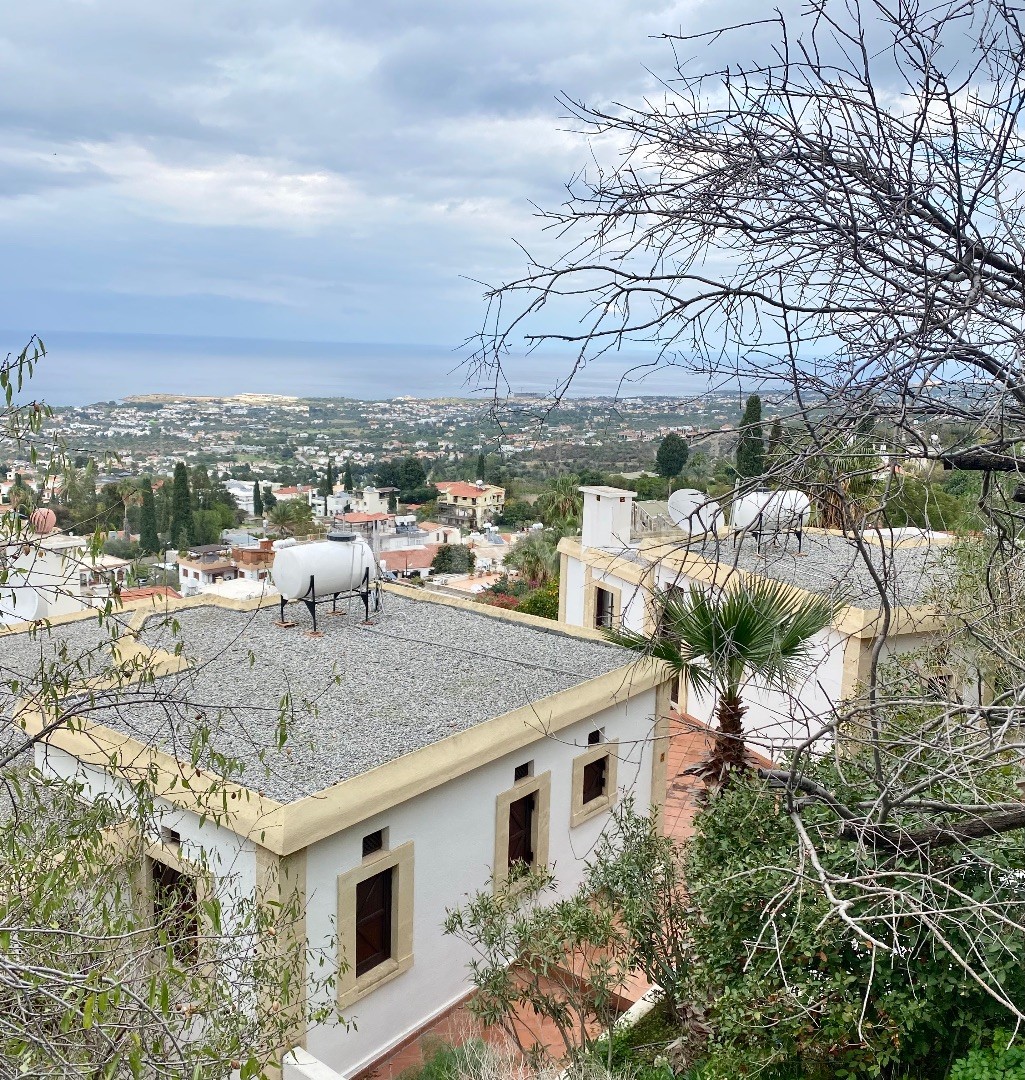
left=0, top=526, right=132, bottom=625
left=177, top=542, right=239, bottom=595
left=434, top=481, right=505, bottom=529
left=17, top=589, right=673, bottom=1077
left=558, top=485, right=951, bottom=757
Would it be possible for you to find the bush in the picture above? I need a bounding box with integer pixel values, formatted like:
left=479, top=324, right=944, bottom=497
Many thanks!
left=515, top=579, right=559, bottom=620
left=102, top=537, right=141, bottom=560
left=951, top=1033, right=1025, bottom=1080
left=431, top=544, right=476, bottom=574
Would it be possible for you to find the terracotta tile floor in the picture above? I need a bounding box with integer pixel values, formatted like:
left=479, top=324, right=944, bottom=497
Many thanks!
left=359, top=713, right=714, bottom=1080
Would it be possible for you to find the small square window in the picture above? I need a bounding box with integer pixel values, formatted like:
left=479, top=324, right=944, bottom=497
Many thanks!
left=159, top=827, right=181, bottom=847
left=587, top=729, right=603, bottom=746
left=362, top=829, right=386, bottom=858
left=514, top=761, right=533, bottom=782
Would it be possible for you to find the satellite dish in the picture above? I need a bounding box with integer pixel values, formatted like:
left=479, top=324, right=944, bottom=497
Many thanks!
left=667, top=489, right=725, bottom=536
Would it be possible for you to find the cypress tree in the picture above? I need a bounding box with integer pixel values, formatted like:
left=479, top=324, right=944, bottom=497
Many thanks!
left=343, top=459, right=354, bottom=492
left=170, top=462, right=194, bottom=548
left=253, top=482, right=264, bottom=517
left=476, top=452, right=487, bottom=481
left=139, top=477, right=160, bottom=554
left=736, top=395, right=765, bottom=478
left=655, top=433, right=689, bottom=478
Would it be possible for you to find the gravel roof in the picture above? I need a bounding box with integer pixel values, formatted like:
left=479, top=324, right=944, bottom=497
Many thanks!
left=668, top=530, right=948, bottom=607
left=83, top=593, right=629, bottom=803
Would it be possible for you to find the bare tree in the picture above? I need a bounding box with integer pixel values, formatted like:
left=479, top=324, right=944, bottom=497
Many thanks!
left=473, top=0, right=1025, bottom=1021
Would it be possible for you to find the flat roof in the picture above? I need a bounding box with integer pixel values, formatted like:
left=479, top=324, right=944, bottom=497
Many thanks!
left=651, top=529, right=949, bottom=607
left=12, top=595, right=629, bottom=804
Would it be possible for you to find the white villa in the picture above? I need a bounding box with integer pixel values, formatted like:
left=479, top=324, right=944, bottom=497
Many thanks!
left=10, top=587, right=673, bottom=1077
left=558, top=486, right=951, bottom=756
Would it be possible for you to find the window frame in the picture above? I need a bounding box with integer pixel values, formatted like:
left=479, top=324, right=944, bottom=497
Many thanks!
left=493, top=771, right=551, bottom=890
left=336, top=841, right=414, bottom=1008
left=570, top=741, right=619, bottom=828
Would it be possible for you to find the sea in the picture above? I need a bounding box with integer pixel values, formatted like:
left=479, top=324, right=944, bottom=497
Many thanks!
left=1, top=330, right=717, bottom=406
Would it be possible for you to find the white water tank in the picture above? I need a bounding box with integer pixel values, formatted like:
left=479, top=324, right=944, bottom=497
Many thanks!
left=272, top=538, right=377, bottom=600
left=731, top=490, right=811, bottom=533
left=0, top=588, right=49, bottom=625
left=667, top=489, right=725, bottom=536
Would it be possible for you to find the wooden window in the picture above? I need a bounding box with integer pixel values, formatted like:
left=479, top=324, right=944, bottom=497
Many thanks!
left=587, top=729, right=603, bottom=745
left=582, top=756, right=608, bottom=805
left=513, top=761, right=532, bottom=782
left=507, top=792, right=536, bottom=869
left=594, top=587, right=614, bottom=629
left=151, top=859, right=198, bottom=963
left=355, top=868, right=393, bottom=977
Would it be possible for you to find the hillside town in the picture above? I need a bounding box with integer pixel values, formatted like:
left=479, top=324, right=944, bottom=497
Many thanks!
left=4, top=3, right=1025, bottom=1080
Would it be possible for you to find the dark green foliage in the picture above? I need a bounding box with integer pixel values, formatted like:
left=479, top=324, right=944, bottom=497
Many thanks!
left=591, top=999, right=680, bottom=1080
left=252, top=482, right=263, bottom=518
left=343, top=459, right=354, bottom=492
left=882, top=477, right=983, bottom=532
left=402, top=485, right=439, bottom=506
left=430, top=544, right=475, bottom=574
left=138, top=477, right=160, bottom=554
left=687, top=774, right=1025, bottom=1079
left=317, top=459, right=335, bottom=498
left=497, top=498, right=536, bottom=527
left=515, top=579, right=559, bottom=619
left=735, top=395, right=765, bottom=478
left=262, top=485, right=276, bottom=509
left=102, top=537, right=141, bottom=560
left=170, top=462, right=194, bottom=548
left=656, top=432, right=690, bottom=478
left=476, top=451, right=486, bottom=480
left=950, top=1033, right=1025, bottom=1080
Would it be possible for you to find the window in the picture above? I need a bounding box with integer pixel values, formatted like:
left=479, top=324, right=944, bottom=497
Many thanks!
left=581, top=756, right=607, bottom=804
left=594, top=587, right=614, bottom=629
left=571, top=741, right=619, bottom=828
left=507, top=792, right=535, bottom=869
left=587, top=729, right=603, bottom=746
left=513, top=761, right=533, bottom=782
left=355, top=868, right=392, bottom=976
left=151, top=859, right=198, bottom=963
left=336, top=841, right=414, bottom=1008
left=494, top=772, right=551, bottom=890
left=362, top=829, right=385, bottom=857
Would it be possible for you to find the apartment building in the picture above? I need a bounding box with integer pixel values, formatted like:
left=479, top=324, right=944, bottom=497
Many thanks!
left=434, top=481, right=505, bottom=529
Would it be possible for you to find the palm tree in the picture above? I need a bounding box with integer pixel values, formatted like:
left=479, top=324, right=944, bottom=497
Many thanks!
left=535, top=476, right=583, bottom=529
left=608, top=578, right=842, bottom=786
left=505, top=532, right=560, bottom=585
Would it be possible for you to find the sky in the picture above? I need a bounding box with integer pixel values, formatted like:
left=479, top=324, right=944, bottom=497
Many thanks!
left=0, top=0, right=733, bottom=392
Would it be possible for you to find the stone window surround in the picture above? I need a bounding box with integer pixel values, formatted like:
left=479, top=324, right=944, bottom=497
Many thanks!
left=570, top=740, right=619, bottom=828
left=336, top=841, right=415, bottom=1008
left=493, top=771, right=551, bottom=890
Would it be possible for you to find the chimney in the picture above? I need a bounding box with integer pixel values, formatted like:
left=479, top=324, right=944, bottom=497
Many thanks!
left=579, top=486, right=636, bottom=551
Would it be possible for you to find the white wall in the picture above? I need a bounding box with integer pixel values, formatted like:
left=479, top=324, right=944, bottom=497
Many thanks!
left=302, top=690, right=659, bottom=1077
left=562, top=554, right=587, bottom=627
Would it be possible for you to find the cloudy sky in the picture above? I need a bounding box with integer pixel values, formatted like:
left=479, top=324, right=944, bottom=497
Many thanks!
left=0, top=0, right=720, bottom=364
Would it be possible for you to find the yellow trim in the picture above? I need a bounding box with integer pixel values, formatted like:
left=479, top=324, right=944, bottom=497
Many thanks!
left=336, top=841, right=415, bottom=1009
left=584, top=578, right=623, bottom=632
left=17, top=587, right=671, bottom=858
left=650, top=681, right=672, bottom=831
left=570, top=742, right=619, bottom=828
left=493, top=771, right=551, bottom=890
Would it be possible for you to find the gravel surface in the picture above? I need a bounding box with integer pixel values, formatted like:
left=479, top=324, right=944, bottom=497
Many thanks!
left=669, top=531, right=948, bottom=607
left=97, top=593, right=631, bottom=803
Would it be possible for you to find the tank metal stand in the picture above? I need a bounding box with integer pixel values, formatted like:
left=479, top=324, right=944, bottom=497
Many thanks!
left=278, top=569, right=382, bottom=632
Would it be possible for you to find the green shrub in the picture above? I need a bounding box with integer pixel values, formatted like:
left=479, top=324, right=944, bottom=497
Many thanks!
left=516, top=579, right=560, bottom=620
left=951, top=1033, right=1025, bottom=1080
left=398, top=1039, right=489, bottom=1080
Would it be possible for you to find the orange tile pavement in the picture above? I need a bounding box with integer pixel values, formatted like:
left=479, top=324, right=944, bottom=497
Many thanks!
left=358, top=713, right=713, bottom=1080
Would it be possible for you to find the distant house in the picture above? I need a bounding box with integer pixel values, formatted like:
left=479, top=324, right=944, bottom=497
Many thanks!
left=434, top=481, right=505, bottom=529
left=0, top=526, right=133, bottom=625
left=16, top=589, right=673, bottom=1077
left=177, top=542, right=239, bottom=595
